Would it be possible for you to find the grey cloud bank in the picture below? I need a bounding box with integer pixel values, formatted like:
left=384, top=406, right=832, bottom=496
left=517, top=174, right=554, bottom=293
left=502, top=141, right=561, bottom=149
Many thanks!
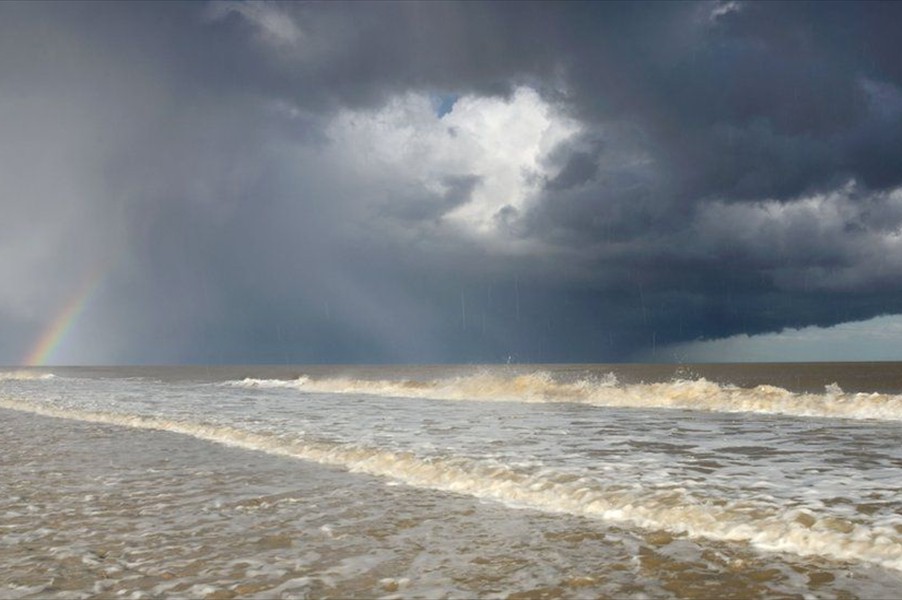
left=2, top=1, right=902, bottom=365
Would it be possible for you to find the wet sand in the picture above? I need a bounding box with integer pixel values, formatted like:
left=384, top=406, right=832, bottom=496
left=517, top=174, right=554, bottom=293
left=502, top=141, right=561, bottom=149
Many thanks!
left=2, top=407, right=900, bottom=599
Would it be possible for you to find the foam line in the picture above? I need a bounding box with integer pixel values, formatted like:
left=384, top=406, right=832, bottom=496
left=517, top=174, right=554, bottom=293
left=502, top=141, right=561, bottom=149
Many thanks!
left=228, top=372, right=902, bottom=421
left=1, top=397, right=900, bottom=571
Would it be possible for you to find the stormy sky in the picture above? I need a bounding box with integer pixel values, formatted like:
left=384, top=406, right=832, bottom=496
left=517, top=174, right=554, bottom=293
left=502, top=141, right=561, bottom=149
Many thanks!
left=3, top=1, right=902, bottom=365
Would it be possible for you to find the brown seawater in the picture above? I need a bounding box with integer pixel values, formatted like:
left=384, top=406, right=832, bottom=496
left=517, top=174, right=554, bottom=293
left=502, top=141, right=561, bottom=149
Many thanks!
left=2, top=363, right=901, bottom=598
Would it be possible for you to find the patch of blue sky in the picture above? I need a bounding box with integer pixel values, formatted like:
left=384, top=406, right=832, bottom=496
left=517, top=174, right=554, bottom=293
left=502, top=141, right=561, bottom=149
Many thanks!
left=661, top=314, right=902, bottom=362
left=431, top=93, right=459, bottom=118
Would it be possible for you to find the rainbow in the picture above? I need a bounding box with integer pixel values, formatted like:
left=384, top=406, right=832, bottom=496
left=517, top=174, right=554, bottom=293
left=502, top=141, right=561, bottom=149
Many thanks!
left=23, top=269, right=106, bottom=367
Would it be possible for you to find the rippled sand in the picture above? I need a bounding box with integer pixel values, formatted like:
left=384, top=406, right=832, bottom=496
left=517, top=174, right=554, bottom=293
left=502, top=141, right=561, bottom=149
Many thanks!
left=3, top=408, right=901, bottom=599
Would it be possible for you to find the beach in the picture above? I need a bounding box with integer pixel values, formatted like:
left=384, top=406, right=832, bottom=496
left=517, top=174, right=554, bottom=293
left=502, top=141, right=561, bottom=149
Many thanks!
left=2, top=364, right=901, bottom=598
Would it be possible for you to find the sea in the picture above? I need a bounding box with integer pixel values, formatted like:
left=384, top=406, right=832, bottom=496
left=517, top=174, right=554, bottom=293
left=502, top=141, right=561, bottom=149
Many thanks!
left=1, top=362, right=901, bottom=599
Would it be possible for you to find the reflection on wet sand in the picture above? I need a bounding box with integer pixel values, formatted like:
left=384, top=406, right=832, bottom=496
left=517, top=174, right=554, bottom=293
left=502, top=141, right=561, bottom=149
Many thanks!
left=3, top=408, right=900, bottom=599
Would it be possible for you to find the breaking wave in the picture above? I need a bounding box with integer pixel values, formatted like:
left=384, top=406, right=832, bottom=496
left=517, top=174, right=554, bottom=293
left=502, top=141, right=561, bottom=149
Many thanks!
left=0, top=396, right=900, bottom=572
left=0, top=370, right=55, bottom=381
left=229, top=371, right=902, bottom=421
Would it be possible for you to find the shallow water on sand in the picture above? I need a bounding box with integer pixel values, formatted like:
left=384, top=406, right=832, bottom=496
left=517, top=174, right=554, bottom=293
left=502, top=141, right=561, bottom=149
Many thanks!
left=2, top=364, right=902, bottom=598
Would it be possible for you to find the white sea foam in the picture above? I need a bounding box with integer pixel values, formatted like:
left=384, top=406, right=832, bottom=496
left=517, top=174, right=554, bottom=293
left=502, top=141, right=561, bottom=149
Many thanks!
left=0, top=371, right=55, bottom=381
left=2, top=397, right=900, bottom=571
left=228, top=372, right=902, bottom=421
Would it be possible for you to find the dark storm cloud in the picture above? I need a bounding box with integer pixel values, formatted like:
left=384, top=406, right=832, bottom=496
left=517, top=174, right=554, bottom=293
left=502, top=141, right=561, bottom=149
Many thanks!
left=2, top=1, right=902, bottom=364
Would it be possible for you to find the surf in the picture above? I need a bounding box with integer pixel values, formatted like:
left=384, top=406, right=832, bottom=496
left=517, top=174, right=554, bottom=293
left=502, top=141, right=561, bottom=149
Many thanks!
left=0, top=370, right=55, bottom=381
left=1, top=396, right=900, bottom=572
left=228, top=371, right=902, bottom=421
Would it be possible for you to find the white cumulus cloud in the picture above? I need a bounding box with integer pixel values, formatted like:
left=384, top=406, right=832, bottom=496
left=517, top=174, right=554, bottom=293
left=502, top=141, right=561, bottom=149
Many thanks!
left=326, top=86, right=581, bottom=238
